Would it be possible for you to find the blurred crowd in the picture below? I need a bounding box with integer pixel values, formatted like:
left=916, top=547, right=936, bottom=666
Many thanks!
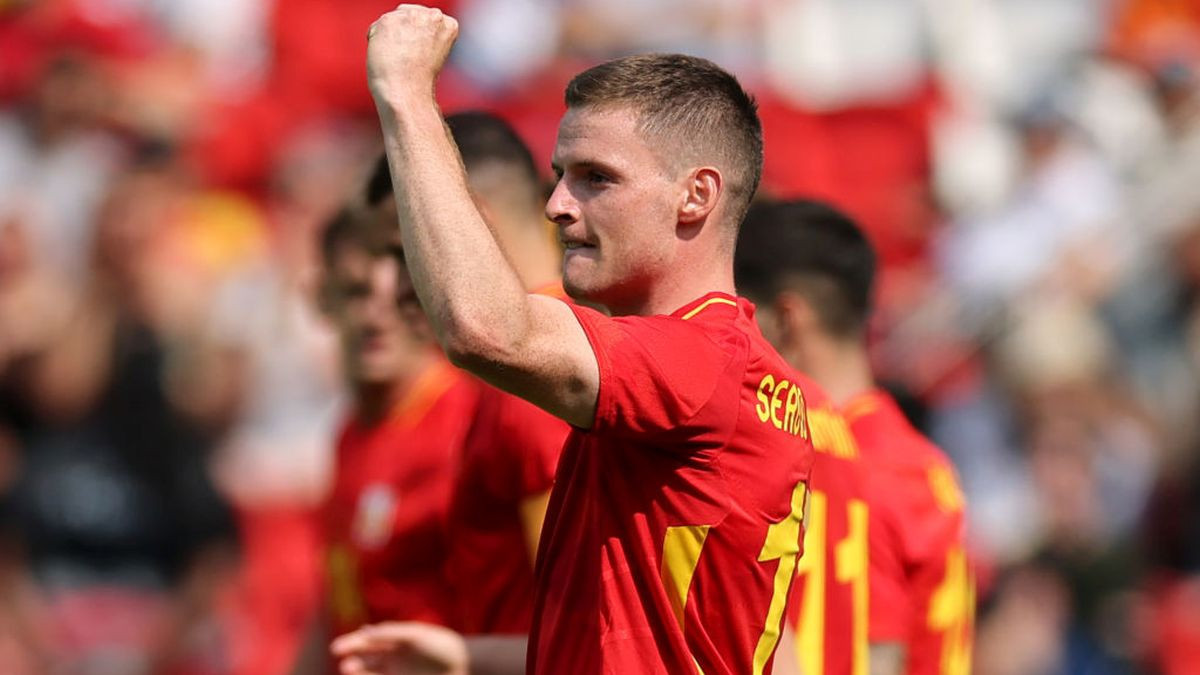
left=3, top=0, right=1200, bottom=673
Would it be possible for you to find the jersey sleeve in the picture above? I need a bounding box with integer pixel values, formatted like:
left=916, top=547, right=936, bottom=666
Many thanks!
left=568, top=303, right=741, bottom=443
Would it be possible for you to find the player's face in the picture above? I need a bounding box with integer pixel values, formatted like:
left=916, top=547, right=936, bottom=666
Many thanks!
left=547, top=106, right=682, bottom=311
left=326, top=245, right=426, bottom=385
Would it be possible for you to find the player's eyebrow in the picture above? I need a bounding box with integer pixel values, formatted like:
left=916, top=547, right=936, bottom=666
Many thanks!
left=551, top=158, right=621, bottom=177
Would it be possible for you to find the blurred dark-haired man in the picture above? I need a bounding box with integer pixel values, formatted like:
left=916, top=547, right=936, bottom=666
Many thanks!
left=335, top=7, right=816, bottom=675
left=311, top=111, right=568, bottom=674
left=367, top=111, right=570, bottom=648
left=735, top=199, right=973, bottom=675
left=292, top=209, right=478, bottom=674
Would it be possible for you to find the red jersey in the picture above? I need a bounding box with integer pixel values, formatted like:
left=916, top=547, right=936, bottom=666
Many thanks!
left=321, top=358, right=478, bottom=637
left=783, top=387, right=871, bottom=675
left=845, top=390, right=973, bottom=675
left=529, top=292, right=816, bottom=675
left=447, top=382, right=569, bottom=633
left=446, top=283, right=572, bottom=635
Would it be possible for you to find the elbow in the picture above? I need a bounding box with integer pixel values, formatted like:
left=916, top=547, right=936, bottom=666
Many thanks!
left=439, top=311, right=523, bottom=373
left=441, top=333, right=488, bottom=372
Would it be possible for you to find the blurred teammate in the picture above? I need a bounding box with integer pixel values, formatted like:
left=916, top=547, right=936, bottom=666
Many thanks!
left=334, top=7, right=816, bottom=674
left=734, top=199, right=871, bottom=675
left=293, top=209, right=479, bottom=673
left=734, top=200, right=973, bottom=675
left=321, top=112, right=567, bottom=672
left=439, top=112, right=570, bottom=638
left=367, top=112, right=571, bottom=635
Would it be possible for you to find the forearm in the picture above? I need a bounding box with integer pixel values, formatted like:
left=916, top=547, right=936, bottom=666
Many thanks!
left=375, top=96, right=532, bottom=366
left=466, top=635, right=527, bottom=675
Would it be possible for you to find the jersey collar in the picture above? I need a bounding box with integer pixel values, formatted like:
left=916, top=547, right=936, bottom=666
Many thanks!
left=672, top=292, right=742, bottom=321
left=839, top=388, right=888, bottom=423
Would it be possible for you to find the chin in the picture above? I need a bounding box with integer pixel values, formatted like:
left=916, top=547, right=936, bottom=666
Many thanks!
left=562, top=270, right=608, bottom=304
left=355, top=363, right=401, bottom=385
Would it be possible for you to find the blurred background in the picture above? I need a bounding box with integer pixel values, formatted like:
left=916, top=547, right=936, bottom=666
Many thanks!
left=2, top=0, right=1200, bottom=672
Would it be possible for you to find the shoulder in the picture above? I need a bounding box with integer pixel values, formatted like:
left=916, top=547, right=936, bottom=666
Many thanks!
left=844, top=392, right=919, bottom=462
left=572, top=296, right=758, bottom=438
left=571, top=301, right=753, bottom=393
left=575, top=303, right=749, bottom=353
left=849, top=393, right=966, bottom=514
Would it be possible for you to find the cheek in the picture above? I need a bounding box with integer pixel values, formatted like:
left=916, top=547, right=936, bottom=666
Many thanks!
left=603, top=187, right=673, bottom=243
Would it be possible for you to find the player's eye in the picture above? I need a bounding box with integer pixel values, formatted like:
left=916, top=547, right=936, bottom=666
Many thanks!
left=344, top=282, right=371, bottom=299
left=587, top=170, right=612, bottom=186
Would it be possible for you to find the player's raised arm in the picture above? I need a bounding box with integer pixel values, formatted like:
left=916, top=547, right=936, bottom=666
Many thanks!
left=366, top=5, right=598, bottom=428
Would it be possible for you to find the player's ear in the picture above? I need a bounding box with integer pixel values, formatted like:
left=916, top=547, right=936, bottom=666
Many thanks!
left=678, top=167, right=722, bottom=226
left=774, top=291, right=820, bottom=349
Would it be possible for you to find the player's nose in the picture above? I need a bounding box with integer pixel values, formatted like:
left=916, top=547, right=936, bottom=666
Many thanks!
left=545, top=179, right=579, bottom=226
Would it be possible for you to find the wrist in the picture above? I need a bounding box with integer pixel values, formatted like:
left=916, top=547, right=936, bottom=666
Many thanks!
left=371, top=80, right=437, bottom=114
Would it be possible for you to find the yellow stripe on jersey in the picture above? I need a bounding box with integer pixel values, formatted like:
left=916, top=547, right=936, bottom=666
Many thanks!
left=661, top=525, right=712, bottom=630
left=840, top=395, right=881, bottom=423
left=681, top=297, right=738, bottom=320
left=327, top=544, right=366, bottom=627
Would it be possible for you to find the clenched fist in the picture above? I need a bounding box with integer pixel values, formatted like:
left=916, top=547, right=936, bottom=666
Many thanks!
left=367, top=4, right=459, bottom=105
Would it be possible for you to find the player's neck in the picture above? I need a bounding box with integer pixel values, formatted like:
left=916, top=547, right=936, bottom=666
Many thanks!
left=606, top=261, right=736, bottom=317
left=354, top=350, right=441, bottom=424
left=803, top=337, right=875, bottom=407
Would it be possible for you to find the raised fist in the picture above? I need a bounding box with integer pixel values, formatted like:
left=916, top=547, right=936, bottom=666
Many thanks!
left=367, top=4, right=459, bottom=104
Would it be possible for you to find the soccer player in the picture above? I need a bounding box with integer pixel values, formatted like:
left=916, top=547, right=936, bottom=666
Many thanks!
left=734, top=200, right=973, bottom=675
left=293, top=209, right=479, bottom=673
left=333, top=6, right=817, bottom=674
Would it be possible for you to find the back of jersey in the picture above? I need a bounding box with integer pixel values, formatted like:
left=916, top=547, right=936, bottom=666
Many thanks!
left=846, top=390, right=973, bottom=675
left=783, top=381, right=872, bottom=675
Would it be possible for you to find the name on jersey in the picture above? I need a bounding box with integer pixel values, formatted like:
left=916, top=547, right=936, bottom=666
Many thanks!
left=755, top=374, right=809, bottom=438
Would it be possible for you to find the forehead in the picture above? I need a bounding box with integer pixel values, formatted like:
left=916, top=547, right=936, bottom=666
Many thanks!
left=552, top=106, right=665, bottom=170
left=330, top=244, right=402, bottom=281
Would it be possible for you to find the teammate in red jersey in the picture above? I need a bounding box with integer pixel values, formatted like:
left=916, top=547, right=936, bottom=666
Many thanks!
left=438, top=112, right=569, bottom=637
left=735, top=200, right=875, bottom=675
left=734, top=199, right=973, bottom=675
left=333, top=7, right=816, bottom=674
left=291, top=209, right=479, bottom=673
left=326, top=112, right=568, bottom=673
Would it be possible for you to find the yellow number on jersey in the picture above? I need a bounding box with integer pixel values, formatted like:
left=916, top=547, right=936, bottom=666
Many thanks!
left=659, top=481, right=809, bottom=675
left=928, top=547, right=974, bottom=675
left=794, top=493, right=869, bottom=675
left=753, top=481, right=809, bottom=675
